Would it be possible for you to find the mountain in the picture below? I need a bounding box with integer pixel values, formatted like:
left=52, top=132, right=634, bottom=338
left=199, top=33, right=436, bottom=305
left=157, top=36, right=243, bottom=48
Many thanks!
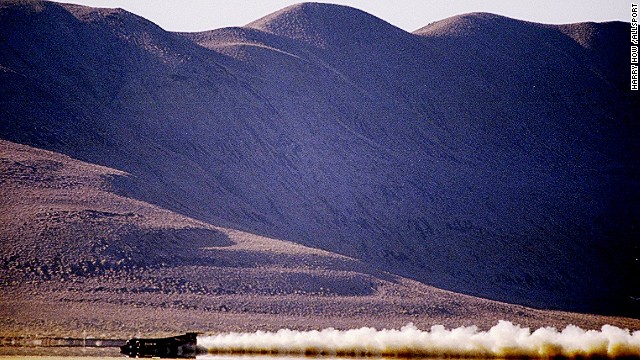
left=10, top=139, right=640, bottom=338
left=0, top=0, right=638, bottom=334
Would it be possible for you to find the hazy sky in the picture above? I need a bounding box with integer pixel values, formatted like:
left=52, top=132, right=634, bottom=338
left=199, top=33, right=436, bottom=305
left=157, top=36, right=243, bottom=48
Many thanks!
left=51, top=0, right=631, bottom=33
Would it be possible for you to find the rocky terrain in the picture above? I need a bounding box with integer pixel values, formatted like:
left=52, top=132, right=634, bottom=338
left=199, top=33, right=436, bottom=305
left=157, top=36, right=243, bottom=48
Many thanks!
left=0, top=0, right=638, bottom=339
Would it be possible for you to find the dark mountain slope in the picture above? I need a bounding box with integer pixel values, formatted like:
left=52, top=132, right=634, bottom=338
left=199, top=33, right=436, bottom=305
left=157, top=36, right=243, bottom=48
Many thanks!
left=0, top=1, right=638, bottom=318
left=185, top=7, right=639, bottom=314
left=557, top=21, right=633, bottom=96
left=0, top=0, right=275, bottom=228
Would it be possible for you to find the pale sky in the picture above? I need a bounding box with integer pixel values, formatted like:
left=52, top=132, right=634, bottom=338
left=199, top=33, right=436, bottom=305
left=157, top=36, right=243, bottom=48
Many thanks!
left=51, top=0, right=631, bottom=33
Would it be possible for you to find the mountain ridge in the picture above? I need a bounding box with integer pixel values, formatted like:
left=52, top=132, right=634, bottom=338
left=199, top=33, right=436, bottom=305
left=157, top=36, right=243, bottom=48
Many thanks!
left=0, top=0, right=638, bottom=328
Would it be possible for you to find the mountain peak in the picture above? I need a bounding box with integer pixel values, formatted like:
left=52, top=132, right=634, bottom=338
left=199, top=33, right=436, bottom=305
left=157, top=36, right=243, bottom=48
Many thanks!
left=414, top=12, right=526, bottom=37
left=246, top=2, right=406, bottom=48
left=556, top=21, right=628, bottom=49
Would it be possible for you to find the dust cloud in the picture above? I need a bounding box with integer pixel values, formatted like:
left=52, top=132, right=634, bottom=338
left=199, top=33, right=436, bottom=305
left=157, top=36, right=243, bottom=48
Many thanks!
left=199, top=321, right=640, bottom=358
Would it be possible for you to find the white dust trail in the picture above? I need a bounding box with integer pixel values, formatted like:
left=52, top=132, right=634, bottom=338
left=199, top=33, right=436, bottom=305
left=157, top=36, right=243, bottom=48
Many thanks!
left=199, top=321, right=640, bottom=358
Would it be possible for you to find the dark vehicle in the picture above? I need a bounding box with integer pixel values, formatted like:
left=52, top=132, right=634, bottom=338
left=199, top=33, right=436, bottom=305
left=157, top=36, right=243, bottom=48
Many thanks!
left=120, top=332, right=198, bottom=358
